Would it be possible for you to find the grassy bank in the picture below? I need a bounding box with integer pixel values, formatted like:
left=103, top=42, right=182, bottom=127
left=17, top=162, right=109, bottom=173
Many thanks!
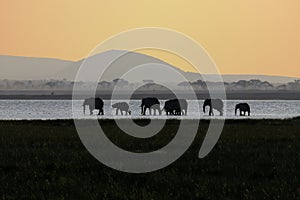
left=0, top=119, right=299, bottom=199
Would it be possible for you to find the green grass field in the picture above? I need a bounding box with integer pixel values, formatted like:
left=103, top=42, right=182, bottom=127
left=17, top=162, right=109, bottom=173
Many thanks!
left=0, top=119, right=299, bottom=200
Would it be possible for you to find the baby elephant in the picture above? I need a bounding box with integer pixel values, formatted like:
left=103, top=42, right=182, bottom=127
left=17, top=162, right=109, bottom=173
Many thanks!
left=112, top=102, right=131, bottom=115
left=235, top=103, right=251, bottom=116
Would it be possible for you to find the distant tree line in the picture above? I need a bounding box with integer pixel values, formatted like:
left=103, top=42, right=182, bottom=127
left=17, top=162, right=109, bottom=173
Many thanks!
left=178, top=79, right=300, bottom=91
left=0, top=79, right=300, bottom=91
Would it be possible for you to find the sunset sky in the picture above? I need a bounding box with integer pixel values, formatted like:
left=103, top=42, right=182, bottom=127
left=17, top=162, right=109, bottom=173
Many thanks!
left=1, top=0, right=299, bottom=77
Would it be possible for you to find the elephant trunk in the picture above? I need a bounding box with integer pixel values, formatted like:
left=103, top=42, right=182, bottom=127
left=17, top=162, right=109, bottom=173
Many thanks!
left=159, top=107, right=162, bottom=115
left=235, top=106, right=238, bottom=116
left=161, top=106, right=166, bottom=115
left=203, top=105, right=206, bottom=113
left=140, top=104, right=143, bottom=114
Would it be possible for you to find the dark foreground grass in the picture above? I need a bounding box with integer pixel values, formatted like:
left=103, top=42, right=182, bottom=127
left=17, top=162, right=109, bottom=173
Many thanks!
left=0, top=118, right=299, bottom=200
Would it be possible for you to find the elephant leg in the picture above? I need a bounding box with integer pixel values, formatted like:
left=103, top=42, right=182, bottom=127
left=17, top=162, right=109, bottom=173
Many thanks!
left=149, top=109, right=152, bottom=115
left=89, top=106, right=93, bottom=115
left=121, top=110, right=124, bottom=115
left=210, top=108, right=214, bottom=116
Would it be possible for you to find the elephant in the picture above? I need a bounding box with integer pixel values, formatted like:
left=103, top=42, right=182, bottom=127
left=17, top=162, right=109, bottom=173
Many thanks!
left=235, top=103, right=250, bottom=116
left=163, top=99, right=188, bottom=116
left=83, top=97, right=104, bottom=115
left=112, top=102, right=131, bottom=115
left=141, top=97, right=161, bottom=115
left=203, top=99, right=223, bottom=116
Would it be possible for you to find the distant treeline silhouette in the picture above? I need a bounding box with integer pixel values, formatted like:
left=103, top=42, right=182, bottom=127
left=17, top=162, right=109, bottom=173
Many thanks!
left=0, top=79, right=300, bottom=91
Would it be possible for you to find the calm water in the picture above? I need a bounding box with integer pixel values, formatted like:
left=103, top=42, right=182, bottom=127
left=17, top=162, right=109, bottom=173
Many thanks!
left=0, top=100, right=299, bottom=120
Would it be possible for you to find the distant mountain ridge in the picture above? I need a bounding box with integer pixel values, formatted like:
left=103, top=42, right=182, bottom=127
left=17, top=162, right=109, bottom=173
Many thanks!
left=0, top=51, right=298, bottom=83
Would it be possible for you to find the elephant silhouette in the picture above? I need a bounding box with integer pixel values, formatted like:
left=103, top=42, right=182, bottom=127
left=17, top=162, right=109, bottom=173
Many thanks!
left=163, top=99, right=188, bottom=116
left=83, top=97, right=104, bottom=115
left=112, top=102, right=131, bottom=115
left=235, top=103, right=250, bottom=116
left=141, top=97, right=161, bottom=115
left=203, top=99, right=224, bottom=116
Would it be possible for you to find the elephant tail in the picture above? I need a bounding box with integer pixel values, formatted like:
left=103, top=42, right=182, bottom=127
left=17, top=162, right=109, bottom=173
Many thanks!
left=83, top=104, right=86, bottom=115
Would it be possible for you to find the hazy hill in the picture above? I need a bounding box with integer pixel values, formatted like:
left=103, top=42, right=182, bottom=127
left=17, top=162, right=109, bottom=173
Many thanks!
left=0, top=51, right=298, bottom=83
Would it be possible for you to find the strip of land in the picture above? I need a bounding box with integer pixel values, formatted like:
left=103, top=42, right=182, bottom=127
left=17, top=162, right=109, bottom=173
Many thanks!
left=0, top=118, right=299, bottom=199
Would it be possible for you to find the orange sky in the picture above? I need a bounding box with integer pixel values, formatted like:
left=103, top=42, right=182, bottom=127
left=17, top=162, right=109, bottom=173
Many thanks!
left=0, top=0, right=300, bottom=77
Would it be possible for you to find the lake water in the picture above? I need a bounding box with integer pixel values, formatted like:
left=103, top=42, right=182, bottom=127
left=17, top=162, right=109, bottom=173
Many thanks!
left=0, top=100, right=299, bottom=120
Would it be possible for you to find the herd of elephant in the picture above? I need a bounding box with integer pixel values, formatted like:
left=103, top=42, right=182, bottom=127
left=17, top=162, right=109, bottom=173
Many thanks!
left=82, top=97, right=251, bottom=116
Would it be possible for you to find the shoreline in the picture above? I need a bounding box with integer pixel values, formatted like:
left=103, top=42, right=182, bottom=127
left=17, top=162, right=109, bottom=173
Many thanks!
left=0, top=117, right=299, bottom=122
